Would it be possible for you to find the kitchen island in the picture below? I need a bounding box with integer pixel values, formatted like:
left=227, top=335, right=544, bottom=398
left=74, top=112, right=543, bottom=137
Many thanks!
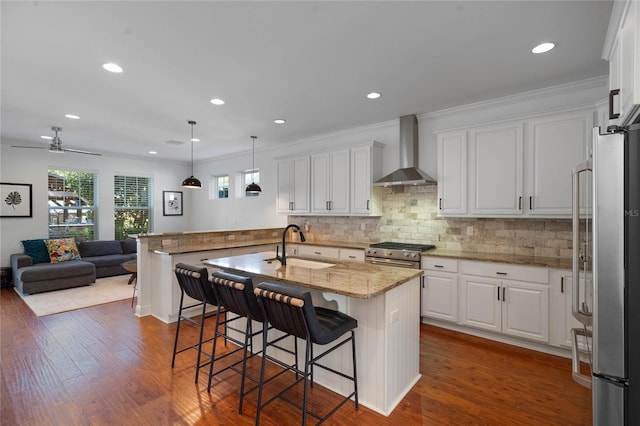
left=204, top=251, right=423, bottom=416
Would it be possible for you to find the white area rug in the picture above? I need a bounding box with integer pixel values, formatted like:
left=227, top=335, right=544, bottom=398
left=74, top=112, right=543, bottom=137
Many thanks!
left=17, top=275, right=134, bottom=317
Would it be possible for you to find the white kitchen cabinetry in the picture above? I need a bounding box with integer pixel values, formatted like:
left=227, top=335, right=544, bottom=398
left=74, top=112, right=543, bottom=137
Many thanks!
left=469, top=122, right=524, bottom=215
left=604, top=0, right=640, bottom=126
left=437, top=130, right=467, bottom=215
left=297, top=245, right=340, bottom=260
left=549, top=269, right=592, bottom=349
left=311, top=150, right=350, bottom=214
left=421, top=258, right=458, bottom=322
left=350, top=144, right=383, bottom=215
left=276, top=156, right=310, bottom=214
left=459, top=261, right=549, bottom=343
left=525, top=109, right=592, bottom=215
left=339, top=248, right=365, bottom=262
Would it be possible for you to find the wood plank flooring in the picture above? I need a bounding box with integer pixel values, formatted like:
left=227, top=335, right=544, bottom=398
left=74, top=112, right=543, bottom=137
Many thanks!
left=0, top=288, right=592, bottom=425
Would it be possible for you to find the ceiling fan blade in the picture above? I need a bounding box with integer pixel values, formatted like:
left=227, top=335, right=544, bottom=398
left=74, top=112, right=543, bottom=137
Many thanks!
left=11, top=145, right=47, bottom=149
left=62, top=148, right=102, bottom=156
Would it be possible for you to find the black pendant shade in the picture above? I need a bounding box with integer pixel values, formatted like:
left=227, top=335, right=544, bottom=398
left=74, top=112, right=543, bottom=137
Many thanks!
left=182, top=120, right=202, bottom=189
left=246, top=135, right=262, bottom=196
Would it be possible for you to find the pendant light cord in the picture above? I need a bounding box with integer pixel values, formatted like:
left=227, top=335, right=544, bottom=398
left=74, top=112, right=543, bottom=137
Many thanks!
left=189, top=120, right=196, bottom=176
left=251, top=136, right=257, bottom=182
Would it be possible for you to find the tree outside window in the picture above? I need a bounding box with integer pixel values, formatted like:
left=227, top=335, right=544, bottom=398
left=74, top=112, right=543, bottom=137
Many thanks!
left=48, top=170, right=96, bottom=242
left=114, top=175, right=152, bottom=240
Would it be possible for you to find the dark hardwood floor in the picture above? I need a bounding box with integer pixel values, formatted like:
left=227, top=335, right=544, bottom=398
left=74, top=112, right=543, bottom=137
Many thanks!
left=0, top=288, right=592, bottom=425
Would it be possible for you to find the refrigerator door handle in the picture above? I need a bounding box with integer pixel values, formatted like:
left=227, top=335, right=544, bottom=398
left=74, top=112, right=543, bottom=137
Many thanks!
left=571, top=327, right=592, bottom=388
left=572, top=160, right=593, bottom=326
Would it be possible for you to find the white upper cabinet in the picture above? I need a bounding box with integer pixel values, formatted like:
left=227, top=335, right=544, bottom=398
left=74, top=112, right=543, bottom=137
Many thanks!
left=525, top=109, right=592, bottom=215
left=437, top=130, right=467, bottom=215
left=469, top=122, right=524, bottom=215
left=605, top=0, right=640, bottom=126
left=436, top=106, right=593, bottom=218
left=311, top=150, right=350, bottom=214
left=351, top=143, right=383, bottom=215
left=276, top=156, right=310, bottom=214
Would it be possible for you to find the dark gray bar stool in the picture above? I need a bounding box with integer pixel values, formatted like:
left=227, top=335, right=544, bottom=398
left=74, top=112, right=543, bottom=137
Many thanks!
left=208, top=271, right=297, bottom=414
left=171, top=263, right=225, bottom=382
left=254, top=281, right=359, bottom=426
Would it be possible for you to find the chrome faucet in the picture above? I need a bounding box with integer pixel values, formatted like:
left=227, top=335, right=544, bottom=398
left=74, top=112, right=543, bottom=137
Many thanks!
left=276, top=224, right=306, bottom=266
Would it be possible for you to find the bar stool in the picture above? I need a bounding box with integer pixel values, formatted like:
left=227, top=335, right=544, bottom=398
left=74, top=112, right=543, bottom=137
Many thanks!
left=254, top=281, right=359, bottom=426
left=171, top=263, right=225, bottom=383
left=208, top=271, right=297, bottom=414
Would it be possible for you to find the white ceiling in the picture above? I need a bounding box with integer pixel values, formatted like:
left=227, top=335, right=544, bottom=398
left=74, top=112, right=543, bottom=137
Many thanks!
left=1, top=1, right=612, bottom=162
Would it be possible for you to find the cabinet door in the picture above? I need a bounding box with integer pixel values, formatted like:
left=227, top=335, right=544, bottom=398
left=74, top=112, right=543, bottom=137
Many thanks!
left=437, top=131, right=467, bottom=215
left=526, top=110, right=591, bottom=216
left=291, top=156, right=310, bottom=213
left=619, top=0, right=640, bottom=125
left=351, top=146, right=371, bottom=214
left=469, top=122, right=523, bottom=215
left=276, top=158, right=293, bottom=213
left=502, top=280, right=549, bottom=343
left=459, top=275, right=501, bottom=332
left=422, top=272, right=458, bottom=322
left=311, top=150, right=349, bottom=214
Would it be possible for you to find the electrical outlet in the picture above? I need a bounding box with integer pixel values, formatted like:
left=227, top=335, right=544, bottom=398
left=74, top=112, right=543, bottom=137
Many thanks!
left=390, top=309, right=399, bottom=324
left=162, top=239, right=173, bottom=245
left=228, top=235, right=236, bottom=240
left=360, top=223, right=366, bottom=231
left=466, top=226, right=473, bottom=236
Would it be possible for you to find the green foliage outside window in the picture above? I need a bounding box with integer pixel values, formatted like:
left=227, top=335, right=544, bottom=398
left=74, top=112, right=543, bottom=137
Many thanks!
left=114, top=175, right=152, bottom=240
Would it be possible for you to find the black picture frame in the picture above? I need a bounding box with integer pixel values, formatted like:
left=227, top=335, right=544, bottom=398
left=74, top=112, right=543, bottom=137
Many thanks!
left=0, top=182, right=32, bottom=218
left=162, top=191, right=183, bottom=216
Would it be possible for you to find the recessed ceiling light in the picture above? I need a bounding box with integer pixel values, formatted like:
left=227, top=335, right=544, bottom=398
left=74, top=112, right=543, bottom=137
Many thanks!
left=274, top=119, right=286, bottom=124
left=65, top=114, right=80, bottom=120
left=103, top=62, right=124, bottom=73
left=210, top=98, right=225, bottom=105
left=41, top=135, right=53, bottom=140
left=531, top=42, right=555, bottom=54
left=149, top=151, right=157, bottom=155
left=367, top=92, right=381, bottom=99
left=190, top=138, right=200, bottom=142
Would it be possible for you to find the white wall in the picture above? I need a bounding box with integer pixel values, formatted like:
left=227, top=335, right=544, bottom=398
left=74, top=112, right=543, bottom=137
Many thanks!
left=0, top=142, right=189, bottom=267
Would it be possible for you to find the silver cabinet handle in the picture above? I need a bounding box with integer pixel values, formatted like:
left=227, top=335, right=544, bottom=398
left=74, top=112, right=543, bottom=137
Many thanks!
left=366, top=199, right=370, bottom=210
left=314, top=251, right=321, bottom=255
left=561, top=277, right=564, bottom=293
left=518, top=196, right=522, bottom=210
left=497, top=287, right=501, bottom=301
left=609, top=88, right=620, bottom=120
left=434, top=265, right=444, bottom=268
left=529, top=196, right=533, bottom=210
left=502, top=287, right=506, bottom=301
left=439, top=198, right=443, bottom=209
left=289, top=201, right=294, bottom=211
left=348, top=255, right=356, bottom=259
left=496, top=272, right=507, bottom=276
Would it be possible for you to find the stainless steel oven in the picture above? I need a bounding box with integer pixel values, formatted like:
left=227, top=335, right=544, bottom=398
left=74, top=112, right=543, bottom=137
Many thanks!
left=365, top=242, right=435, bottom=269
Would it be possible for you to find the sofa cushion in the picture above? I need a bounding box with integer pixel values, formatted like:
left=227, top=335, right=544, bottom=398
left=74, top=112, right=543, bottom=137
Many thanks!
left=82, top=254, right=133, bottom=269
left=17, top=260, right=94, bottom=282
left=45, top=238, right=81, bottom=263
left=78, top=240, right=123, bottom=257
left=120, top=239, right=137, bottom=254
left=21, top=239, right=50, bottom=264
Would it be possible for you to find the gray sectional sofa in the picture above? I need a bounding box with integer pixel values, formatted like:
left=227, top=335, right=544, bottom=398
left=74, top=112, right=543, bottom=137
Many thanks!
left=11, top=239, right=137, bottom=295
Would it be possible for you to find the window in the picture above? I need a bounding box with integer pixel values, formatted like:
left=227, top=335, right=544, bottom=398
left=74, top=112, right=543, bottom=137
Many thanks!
left=48, top=169, right=96, bottom=242
left=243, top=170, right=260, bottom=197
left=114, top=175, right=152, bottom=240
left=211, top=175, right=229, bottom=199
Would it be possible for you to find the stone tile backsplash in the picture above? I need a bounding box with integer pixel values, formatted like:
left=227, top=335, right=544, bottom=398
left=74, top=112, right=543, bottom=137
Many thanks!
left=291, top=185, right=574, bottom=258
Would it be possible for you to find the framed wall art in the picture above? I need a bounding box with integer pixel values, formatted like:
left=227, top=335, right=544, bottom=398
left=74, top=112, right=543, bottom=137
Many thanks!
left=1, top=182, right=32, bottom=218
left=162, top=191, right=183, bottom=216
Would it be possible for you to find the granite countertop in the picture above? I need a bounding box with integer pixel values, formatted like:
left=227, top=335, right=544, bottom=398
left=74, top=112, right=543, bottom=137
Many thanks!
left=422, top=248, right=573, bottom=270
left=203, top=251, right=423, bottom=299
left=153, top=239, right=281, bottom=255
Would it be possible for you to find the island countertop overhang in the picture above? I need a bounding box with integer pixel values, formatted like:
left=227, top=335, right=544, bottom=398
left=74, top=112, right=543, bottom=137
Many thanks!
left=203, top=251, right=422, bottom=299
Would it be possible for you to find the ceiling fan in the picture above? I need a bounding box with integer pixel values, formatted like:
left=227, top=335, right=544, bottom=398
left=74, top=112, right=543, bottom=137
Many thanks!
left=12, top=126, right=102, bottom=156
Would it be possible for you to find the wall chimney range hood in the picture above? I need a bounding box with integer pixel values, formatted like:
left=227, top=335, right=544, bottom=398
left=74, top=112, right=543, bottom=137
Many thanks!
left=374, top=114, right=437, bottom=186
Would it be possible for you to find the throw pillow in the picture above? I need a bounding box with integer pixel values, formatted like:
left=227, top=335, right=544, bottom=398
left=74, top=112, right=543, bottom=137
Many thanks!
left=21, top=239, right=50, bottom=264
left=44, top=238, right=81, bottom=263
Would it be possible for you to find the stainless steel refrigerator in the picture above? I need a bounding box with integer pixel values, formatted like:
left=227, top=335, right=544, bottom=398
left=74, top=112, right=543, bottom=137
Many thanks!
left=571, top=123, right=640, bottom=425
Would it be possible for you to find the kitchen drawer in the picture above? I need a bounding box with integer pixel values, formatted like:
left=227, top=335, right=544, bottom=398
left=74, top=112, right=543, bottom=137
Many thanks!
left=422, top=257, right=458, bottom=272
left=459, top=260, right=548, bottom=284
left=297, top=245, right=340, bottom=259
left=339, top=248, right=364, bottom=262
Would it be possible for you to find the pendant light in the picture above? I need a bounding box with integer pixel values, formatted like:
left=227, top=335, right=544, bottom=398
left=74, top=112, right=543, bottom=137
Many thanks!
left=181, top=120, right=202, bottom=189
left=245, top=136, right=262, bottom=195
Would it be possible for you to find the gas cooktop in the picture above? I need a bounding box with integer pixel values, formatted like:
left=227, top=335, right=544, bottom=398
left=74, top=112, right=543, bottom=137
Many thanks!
left=369, top=242, right=436, bottom=251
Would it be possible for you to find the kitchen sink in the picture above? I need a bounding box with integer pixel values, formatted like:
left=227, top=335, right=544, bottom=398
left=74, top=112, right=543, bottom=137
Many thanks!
left=263, top=257, right=335, bottom=269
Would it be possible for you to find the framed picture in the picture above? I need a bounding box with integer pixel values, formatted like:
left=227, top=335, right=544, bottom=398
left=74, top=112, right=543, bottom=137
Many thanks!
left=1, top=182, right=32, bottom=218
left=163, top=191, right=183, bottom=216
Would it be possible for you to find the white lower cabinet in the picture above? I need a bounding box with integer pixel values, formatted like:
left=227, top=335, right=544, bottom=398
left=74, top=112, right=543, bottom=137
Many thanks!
left=549, top=269, right=592, bottom=349
left=458, top=261, right=550, bottom=343
left=421, top=258, right=458, bottom=322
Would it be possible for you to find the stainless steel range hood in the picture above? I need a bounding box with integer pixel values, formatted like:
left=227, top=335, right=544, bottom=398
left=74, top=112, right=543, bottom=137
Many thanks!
left=374, top=114, right=437, bottom=186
